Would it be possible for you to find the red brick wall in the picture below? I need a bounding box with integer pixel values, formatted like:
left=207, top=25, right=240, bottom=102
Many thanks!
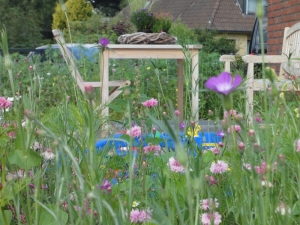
left=267, top=0, right=300, bottom=55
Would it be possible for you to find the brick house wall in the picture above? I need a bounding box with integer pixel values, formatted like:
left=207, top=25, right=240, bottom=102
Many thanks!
left=267, top=0, right=300, bottom=55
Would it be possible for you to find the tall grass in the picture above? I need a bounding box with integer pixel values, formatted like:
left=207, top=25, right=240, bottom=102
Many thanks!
left=1, top=1, right=300, bottom=224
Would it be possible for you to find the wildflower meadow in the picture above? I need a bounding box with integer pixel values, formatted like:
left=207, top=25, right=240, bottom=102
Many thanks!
left=1, top=9, right=300, bottom=225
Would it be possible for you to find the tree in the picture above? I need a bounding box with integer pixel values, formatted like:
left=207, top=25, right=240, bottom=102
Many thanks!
left=89, top=0, right=124, bottom=16
left=52, top=0, right=93, bottom=30
left=0, top=0, right=43, bottom=47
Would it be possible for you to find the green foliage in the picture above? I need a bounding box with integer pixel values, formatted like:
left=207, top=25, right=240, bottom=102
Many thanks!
left=52, top=0, right=93, bottom=30
left=168, top=19, right=198, bottom=44
left=0, top=0, right=57, bottom=47
left=90, top=0, right=123, bottom=16
left=130, top=8, right=156, bottom=32
left=63, top=14, right=129, bottom=44
left=194, top=28, right=238, bottom=55
left=152, top=11, right=172, bottom=33
left=0, top=6, right=43, bottom=48
left=128, top=0, right=148, bottom=13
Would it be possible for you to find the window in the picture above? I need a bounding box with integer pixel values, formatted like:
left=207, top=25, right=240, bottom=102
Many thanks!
left=246, top=0, right=267, bottom=14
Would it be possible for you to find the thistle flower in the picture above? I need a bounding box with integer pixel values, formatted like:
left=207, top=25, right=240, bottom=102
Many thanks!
left=201, top=212, right=222, bottom=225
left=0, top=97, right=13, bottom=109
left=130, top=208, right=152, bottom=223
left=141, top=98, right=158, bottom=107
left=210, top=160, right=228, bottom=174
left=200, top=198, right=219, bottom=210
left=98, top=37, right=110, bottom=47
left=126, top=125, right=142, bottom=138
left=168, top=157, right=184, bottom=173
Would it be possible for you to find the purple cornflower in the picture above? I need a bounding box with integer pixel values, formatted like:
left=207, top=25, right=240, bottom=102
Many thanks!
left=217, top=130, right=225, bottom=138
left=205, top=72, right=242, bottom=96
left=99, top=38, right=110, bottom=47
left=179, top=122, right=185, bottom=130
left=100, top=179, right=112, bottom=193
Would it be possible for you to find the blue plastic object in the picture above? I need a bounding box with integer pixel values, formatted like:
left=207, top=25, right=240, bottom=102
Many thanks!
left=201, top=132, right=221, bottom=149
left=95, top=132, right=221, bottom=155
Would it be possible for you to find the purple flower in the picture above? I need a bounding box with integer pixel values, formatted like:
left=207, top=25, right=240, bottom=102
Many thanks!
left=99, top=38, right=110, bottom=47
left=100, top=179, right=112, bottom=193
left=217, top=130, right=225, bottom=138
left=179, top=122, right=185, bottom=130
left=205, top=72, right=242, bottom=95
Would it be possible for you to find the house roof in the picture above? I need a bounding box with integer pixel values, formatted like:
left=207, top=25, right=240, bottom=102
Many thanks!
left=121, top=0, right=256, bottom=33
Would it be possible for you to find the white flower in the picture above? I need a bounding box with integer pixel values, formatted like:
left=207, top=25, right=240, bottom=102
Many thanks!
left=275, top=202, right=291, bottom=215
left=261, top=180, right=273, bottom=187
left=41, top=149, right=55, bottom=160
left=47, top=72, right=51, bottom=76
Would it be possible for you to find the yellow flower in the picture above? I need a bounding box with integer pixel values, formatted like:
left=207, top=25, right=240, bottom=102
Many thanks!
left=163, top=68, right=166, bottom=71
left=132, top=201, right=140, bottom=207
left=147, top=66, right=150, bottom=70
left=228, top=168, right=231, bottom=171
left=279, top=93, right=285, bottom=100
left=100, top=165, right=106, bottom=169
left=187, top=124, right=202, bottom=137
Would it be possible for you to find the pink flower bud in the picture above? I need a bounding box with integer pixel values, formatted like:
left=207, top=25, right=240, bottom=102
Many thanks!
left=248, top=129, right=255, bottom=136
left=174, top=110, right=180, bottom=116
left=238, top=142, right=245, bottom=151
left=24, top=109, right=36, bottom=121
left=84, top=84, right=95, bottom=100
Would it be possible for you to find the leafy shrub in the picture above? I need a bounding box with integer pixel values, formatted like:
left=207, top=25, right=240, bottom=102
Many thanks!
left=168, top=19, right=198, bottom=44
left=194, top=29, right=238, bottom=55
left=152, top=11, right=172, bottom=33
left=130, top=8, right=156, bottom=32
left=52, top=0, right=93, bottom=30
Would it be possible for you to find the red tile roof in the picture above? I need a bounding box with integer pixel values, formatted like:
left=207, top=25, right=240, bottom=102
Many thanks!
left=125, top=0, right=256, bottom=33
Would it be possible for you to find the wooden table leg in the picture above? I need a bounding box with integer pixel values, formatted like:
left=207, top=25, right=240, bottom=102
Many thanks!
left=101, top=50, right=109, bottom=118
left=177, top=59, right=184, bottom=122
left=191, top=50, right=199, bottom=121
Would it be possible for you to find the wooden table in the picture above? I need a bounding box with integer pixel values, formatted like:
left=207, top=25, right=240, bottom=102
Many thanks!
left=100, top=44, right=201, bottom=122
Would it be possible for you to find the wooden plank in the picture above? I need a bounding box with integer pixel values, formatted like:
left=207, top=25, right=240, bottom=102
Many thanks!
left=219, top=55, right=236, bottom=73
left=246, top=62, right=254, bottom=125
left=253, top=79, right=300, bottom=91
left=107, top=49, right=186, bottom=59
left=177, top=59, right=184, bottom=123
left=242, top=55, right=299, bottom=63
left=219, top=55, right=236, bottom=62
left=286, top=21, right=300, bottom=37
left=52, top=29, right=85, bottom=93
left=84, top=80, right=128, bottom=87
left=191, top=50, right=199, bottom=121
left=106, top=44, right=202, bottom=50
